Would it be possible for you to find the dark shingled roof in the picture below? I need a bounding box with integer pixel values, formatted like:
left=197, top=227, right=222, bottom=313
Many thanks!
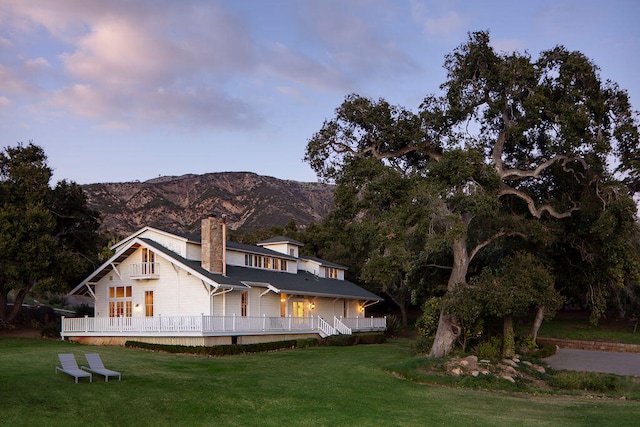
left=141, top=239, right=382, bottom=301
left=257, top=236, right=305, bottom=247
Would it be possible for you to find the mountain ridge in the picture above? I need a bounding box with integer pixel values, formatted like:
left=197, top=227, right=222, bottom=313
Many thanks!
left=82, top=171, right=334, bottom=237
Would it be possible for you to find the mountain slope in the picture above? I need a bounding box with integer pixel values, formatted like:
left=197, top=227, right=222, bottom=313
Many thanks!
left=83, top=172, right=334, bottom=236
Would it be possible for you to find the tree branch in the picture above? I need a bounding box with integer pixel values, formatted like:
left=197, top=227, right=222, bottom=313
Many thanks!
left=498, top=155, right=589, bottom=181
left=468, top=229, right=527, bottom=263
left=498, top=186, right=581, bottom=218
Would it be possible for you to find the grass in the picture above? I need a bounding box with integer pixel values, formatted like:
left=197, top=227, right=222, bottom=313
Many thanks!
left=537, top=315, right=640, bottom=345
left=2, top=337, right=640, bottom=426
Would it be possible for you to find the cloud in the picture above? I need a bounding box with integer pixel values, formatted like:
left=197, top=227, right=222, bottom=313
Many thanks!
left=292, top=1, right=420, bottom=88
left=1, top=0, right=260, bottom=130
left=410, top=1, right=467, bottom=37
left=491, top=39, right=526, bottom=54
left=0, top=96, right=12, bottom=108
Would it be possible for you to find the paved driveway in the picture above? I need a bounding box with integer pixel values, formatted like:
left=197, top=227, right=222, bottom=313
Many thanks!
left=544, top=348, right=640, bottom=376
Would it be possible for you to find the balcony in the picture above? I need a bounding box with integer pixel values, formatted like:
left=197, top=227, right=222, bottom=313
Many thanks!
left=130, top=262, right=160, bottom=280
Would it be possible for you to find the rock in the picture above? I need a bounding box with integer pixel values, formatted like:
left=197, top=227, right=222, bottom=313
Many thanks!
left=463, top=355, right=478, bottom=363
left=532, top=365, right=546, bottom=374
left=504, top=366, right=517, bottom=374
left=451, top=367, right=462, bottom=376
left=471, top=371, right=480, bottom=377
left=521, top=361, right=532, bottom=366
left=502, top=359, right=518, bottom=367
left=479, top=359, right=491, bottom=364
left=459, top=359, right=469, bottom=367
left=501, top=375, right=516, bottom=383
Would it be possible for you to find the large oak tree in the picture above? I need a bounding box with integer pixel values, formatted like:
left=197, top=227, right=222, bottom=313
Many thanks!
left=305, top=32, right=639, bottom=357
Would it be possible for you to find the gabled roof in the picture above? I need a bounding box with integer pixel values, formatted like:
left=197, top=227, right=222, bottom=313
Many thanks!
left=139, top=241, right=379, bottom=301
left=225, top=266, right=382, bottom=301
left=110, top=226, right=198, bottom=251
left=299, top=255, right=347, bottom=270
left=226, top=241, right=298, bottom=260
left=70, top=236, right=381, bottom=302
left=257, top=236, right=305, bottom=247
left=68, top=237, right=249, bottom=297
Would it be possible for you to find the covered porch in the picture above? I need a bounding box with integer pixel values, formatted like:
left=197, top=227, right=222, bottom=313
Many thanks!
left=61, top=314, right=387, bottom=340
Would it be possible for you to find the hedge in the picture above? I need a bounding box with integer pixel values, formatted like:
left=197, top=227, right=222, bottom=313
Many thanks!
left=124, top=332, right=386, bottom=356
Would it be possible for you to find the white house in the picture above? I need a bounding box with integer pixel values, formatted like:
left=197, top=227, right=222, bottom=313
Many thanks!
left=63, top=215, right=386, bottom=346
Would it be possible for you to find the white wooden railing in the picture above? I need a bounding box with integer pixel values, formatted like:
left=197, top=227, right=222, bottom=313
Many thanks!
left=61, top=314, right=386, bottom=338
left=333, top=316, right=352, bottom=335
left=130, top=262, right=160, bottom=279
left=340, top=316, right=386, bottom=331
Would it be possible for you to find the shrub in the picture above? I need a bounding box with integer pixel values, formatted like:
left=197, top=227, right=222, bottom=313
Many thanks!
left=415, top=297, right=441, bottom=338
left=413, top=336, right=434, bottom=354
left=326, top=334, right=357, bottom=346
left=384, top=314, right=401, bottom=337
left=355, top=332, right=387, bottom=344
left=75, top=304, right=94, bottom=316
left=41, top=321, right=61, bottom=339
left=475, top=336, right=502, bottom=359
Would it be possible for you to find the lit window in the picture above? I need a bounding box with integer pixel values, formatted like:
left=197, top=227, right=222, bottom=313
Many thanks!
left=108, top=286, right=132, bottom=317
left=241, top=291, right=248, bottom=317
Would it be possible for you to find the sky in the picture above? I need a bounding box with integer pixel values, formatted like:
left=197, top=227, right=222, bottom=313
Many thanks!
left=1, top=0, right=639, bottom=185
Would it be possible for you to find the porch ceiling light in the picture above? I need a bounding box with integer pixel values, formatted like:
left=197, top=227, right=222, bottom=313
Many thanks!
left=309, top=302, right=315, bottom=310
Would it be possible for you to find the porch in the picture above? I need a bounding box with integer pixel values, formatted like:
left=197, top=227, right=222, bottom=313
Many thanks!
left=61, top=314, right=386, bottom=340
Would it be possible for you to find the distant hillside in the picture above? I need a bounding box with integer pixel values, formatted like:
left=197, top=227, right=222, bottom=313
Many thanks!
left=82, top=172, right=334, bottom=237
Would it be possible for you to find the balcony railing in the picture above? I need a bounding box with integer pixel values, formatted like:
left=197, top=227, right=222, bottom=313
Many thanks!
left=130, top=262, right=160, bottom=279
left=61, top=315, right=386, bottom=338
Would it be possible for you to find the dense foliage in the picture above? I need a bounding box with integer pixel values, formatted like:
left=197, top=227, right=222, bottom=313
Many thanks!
left=305, top=31, right=640, bottom=357
left=0, top=143, right=103, bottom=324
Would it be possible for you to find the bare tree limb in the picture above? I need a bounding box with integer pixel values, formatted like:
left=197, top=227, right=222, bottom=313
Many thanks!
left=499, top=186, right=581, bottom=218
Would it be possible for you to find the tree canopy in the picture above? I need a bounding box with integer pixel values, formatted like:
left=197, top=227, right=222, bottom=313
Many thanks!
left=305, top=31, right=640, bottom=357
left=0, top=143, right=102, bottom=325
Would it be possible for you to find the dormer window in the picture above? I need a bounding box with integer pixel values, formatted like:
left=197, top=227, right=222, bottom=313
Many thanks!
left=244, top=254, right=287, bottom=271
left=325, top=267, right=338, bottom=279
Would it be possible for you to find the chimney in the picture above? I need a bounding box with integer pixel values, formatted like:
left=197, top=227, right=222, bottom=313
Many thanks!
left=201, top=214, right=226, bottom=275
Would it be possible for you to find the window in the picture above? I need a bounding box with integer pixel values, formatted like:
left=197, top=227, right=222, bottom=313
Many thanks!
left=142, top=248, right=156, bottom=275
left=108, top=286, right=132, bottom=317
left=292, top=301, right=305, bottom=318
left=145, top=291, right=154, bottom=317
left=325, top=267, right=338, bottom=279
left=280, top=293, right=287, bottom=317
left=245, top=254, right=288, bottom=271
left=241, top=291, right=248, bottom=316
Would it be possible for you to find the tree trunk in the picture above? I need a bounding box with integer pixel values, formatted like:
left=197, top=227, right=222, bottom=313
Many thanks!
left=399, top=302, right=408, bottom=328
left=386, top=284, right=409, bottom=328
left=503, top=315, right=515, bottom=358
left=531, top=306, right=545, bottom=342
left=429, top=236, right=469, bottom=357
left=429, top=310, right=461, bottom=357
left=0, top=291, right=7, bottom=322
left=6, top=281, right=36, bottom=324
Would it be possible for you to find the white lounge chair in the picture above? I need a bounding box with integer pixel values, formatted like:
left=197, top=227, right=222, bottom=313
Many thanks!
left=55, top=354, right=92, bottom=383
left=81, top=354, right=121, bottom=382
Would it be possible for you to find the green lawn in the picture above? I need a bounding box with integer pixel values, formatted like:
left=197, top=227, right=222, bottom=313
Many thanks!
left=1, top=337, right=640, bottom=426
left=537, top=315, right=640, bottom=345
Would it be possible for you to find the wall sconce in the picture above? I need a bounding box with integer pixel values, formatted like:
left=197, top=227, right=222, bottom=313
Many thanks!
left=359, top=305, right=364, bottom=312
left=309, top=302, right=315, bottom=310
left=134, top=304, right=142, bottom=312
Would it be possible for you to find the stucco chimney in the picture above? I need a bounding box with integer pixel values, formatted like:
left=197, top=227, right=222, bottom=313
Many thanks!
left=201, top=214, right=226, bottom=275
